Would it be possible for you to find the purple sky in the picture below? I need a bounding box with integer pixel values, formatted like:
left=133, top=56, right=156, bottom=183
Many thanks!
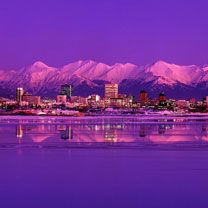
left=0, top=0, right=208, bottom=69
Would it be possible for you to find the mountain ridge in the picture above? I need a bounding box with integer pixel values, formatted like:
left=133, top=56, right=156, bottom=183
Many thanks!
left=1, top=60, right=208, bottom=99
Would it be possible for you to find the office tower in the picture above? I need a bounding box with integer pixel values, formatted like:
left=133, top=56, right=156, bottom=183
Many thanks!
left=105, top=84, right=118, bottom=98
left=60, top=84, right=73, bottom=99
left=159, top=92, right=166, bottom=102
left=16, top=87, right=24, bottom=103
left=139, top=90, right=148, bottom=104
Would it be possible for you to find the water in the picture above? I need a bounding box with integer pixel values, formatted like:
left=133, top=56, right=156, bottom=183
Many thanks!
left=1, top=116, right=208, bottom=208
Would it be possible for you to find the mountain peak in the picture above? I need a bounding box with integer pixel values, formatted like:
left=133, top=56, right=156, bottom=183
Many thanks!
left=153, top=60, right=175, bottom=67
left=146, top=60, right=203, bottom=85
left=155, top=60, right=169, bottom=64
left=83, top=60, right=97, bottom=65
left=32, top=61, right=49, bottom=68
left=1, top=60, right=208, bottom=100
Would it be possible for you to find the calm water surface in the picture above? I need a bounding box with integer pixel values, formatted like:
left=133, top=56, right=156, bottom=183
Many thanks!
left=1, top=116, right=208, bottom=208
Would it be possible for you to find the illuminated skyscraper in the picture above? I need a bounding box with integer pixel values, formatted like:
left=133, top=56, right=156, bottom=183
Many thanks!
left=16, top=87, right=24, bottom=104
left=104, top=84, right=118, bottom=98
left=60, top=84, right=73, bottom=99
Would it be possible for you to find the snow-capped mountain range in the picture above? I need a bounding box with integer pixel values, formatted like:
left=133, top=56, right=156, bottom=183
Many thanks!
left=1, top=60, right=208, bottom=99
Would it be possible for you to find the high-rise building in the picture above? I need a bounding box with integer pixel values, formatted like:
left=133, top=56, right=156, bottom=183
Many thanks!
left=159, top=92, right=166, bottom=102
left=60, top=84, right=73, bottom=99
left=16, top=87, right=24, bottom=104
left=139, top=90, right=148, bottom=104
left=105, top=84, right=118, bottom=98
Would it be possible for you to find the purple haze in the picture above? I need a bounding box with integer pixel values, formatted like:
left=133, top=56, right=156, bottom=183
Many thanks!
left=0, top=0, right=208, bottom=69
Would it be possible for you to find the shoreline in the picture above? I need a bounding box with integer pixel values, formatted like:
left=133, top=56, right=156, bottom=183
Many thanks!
left=1, top=114, right=208, bottom=125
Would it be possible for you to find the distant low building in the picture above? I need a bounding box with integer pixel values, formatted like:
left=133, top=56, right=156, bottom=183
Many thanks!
left=70, top=96, right=87, bottom=105
left=176, top=100, right=188, bottom=108
left=22, top=94, right=41, bottom=106
left=87, top=94, right=101, bottom=106
left=88, top=94, right=100, bottom=102
left=204, top=96, right=208, bottom=108
left=56, top=95, right=67, bottom=104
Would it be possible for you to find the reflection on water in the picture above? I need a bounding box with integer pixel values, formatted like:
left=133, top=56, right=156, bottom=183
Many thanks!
left=59, top=126, right=73, bottom=140
left=2, top=117, right=208, bottom=208
left=1, top=118, right=208, bottom=147
left=10, top=123, right=208, bottom=144
left=16, top=124, right=23, bottom=138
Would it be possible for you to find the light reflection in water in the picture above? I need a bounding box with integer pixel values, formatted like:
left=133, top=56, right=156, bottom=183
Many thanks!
left=16, top=124, right=23, bottom=138
left=0, top=121, right=207, bottom=145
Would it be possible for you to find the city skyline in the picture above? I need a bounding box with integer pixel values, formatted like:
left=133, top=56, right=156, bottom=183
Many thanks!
left=0, top=84, right=207, bottom=116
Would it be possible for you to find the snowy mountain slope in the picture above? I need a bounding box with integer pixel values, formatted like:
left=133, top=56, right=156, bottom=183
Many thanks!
left=0, top=60, right=208, bottom=99
left=144, top=61, right=204, bottom=85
